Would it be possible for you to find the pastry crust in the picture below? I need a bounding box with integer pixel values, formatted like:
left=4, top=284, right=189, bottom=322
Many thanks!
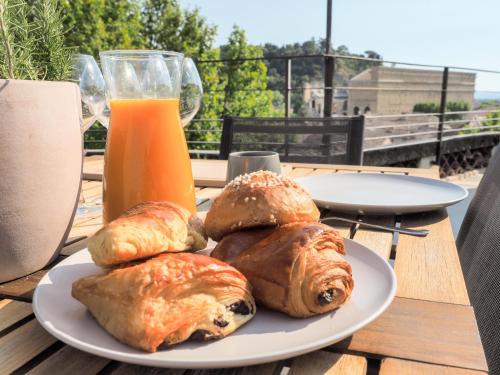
left=211, top=222, right=353, bottom=318
left=205, top=171, right=320, bottom=241
left=88, top=201, right=207, bottom=267
left=72, top=253, right=256, bottom=352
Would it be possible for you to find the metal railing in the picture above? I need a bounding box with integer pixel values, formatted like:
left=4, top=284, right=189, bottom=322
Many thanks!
left=84, top=52, right=500, bottom=163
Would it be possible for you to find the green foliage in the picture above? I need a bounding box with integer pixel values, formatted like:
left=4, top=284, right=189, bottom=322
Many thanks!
left=461, top=111, right=500, bottom=135
left=60, top=0, right=145, bottom=57
left=483, top=112, right=500, bottom=130
left=445, top=100, right=470, bottom=120
left=0, top=0, right=73, bottom=80
left=413, top=101, right=439, bottom=113
left=31, top=0, right=73, bottom=80
left=186, top=48, right=224, bottom=149
left=142, top=0, right=215, bottom=58
left=187, top=27, right=281, bottom=150
left=413, top=100, right=470, bottom=121
left=221, top=26, right=279, bottom=117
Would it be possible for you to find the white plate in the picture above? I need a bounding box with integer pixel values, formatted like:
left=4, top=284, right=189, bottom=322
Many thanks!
left=33, top=240, right=396, bottom=369
left=297, top=173, right=468, bottom=214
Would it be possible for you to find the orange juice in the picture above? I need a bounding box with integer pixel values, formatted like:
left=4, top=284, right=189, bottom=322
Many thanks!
left=103, top=98, right=195, bottom=223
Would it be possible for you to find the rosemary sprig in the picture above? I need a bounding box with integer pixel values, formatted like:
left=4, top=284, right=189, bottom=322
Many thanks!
left=0, top=0, right=73, bottom=81
left=0, top=0, right=14, bottom=78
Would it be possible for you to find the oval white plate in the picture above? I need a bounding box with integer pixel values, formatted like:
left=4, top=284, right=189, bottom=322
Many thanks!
left=33, top=240, right=396, bottom=369
left=297, top=173, right=468, bottom=214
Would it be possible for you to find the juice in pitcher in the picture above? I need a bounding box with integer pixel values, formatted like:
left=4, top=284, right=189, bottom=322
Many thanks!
left=100, top=51, right=197, bottom=223
left=103, top=98, right=195, bottom=223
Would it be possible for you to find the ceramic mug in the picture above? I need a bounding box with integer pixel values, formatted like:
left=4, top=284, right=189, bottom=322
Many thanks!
left=226, top=151, right=282, bottom=183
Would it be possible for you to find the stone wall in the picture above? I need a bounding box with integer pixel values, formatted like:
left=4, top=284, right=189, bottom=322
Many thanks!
left=347, top=67, right=476, bottom=115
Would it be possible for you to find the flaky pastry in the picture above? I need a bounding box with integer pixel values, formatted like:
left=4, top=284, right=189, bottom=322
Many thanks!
left=211, top=222, right=353, bottom=317
left=72, top=253, right=256, bottom=352
left=88, top=201, right=207, bottom=267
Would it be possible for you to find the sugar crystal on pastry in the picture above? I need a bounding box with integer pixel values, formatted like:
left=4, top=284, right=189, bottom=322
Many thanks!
left=206, top=171, right=320, bottom=240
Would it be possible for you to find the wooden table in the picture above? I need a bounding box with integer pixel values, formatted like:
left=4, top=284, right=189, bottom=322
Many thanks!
left=0, top=156, right=488, bottom=374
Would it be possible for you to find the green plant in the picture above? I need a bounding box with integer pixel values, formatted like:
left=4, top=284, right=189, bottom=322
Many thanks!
left=482, top=112, right=500, bottom=131
left=413, top=100, right=470, bottom=121
left=413, top=102, right=440, bottom=114
left=445, top=100, right=470, bottom=120
left=0, top=0, right=73, bottom=80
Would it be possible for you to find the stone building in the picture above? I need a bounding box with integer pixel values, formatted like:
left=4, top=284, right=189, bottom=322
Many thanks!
left=303, top=82, right=348, bottom=116
left=347, top=66, right=476, bottom=115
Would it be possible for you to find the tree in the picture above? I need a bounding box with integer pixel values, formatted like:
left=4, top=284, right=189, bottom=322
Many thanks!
left=141, top=0, right=216, bottom=58
left=221, top=26, right=277, bottom=117
left=60, top=0, right=145, bottom=57
left=188, top=27, right=283, bottom=150
left=186, top=48, right=226, bottom=150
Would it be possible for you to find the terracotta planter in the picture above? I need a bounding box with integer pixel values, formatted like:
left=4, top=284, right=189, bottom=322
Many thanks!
left=0, top=80, right=82, bottom=282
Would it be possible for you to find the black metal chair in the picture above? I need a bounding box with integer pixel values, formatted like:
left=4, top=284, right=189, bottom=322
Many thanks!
left=457, top=149, right=500, bottom=375
left=219, top=116, right=364, bottom=165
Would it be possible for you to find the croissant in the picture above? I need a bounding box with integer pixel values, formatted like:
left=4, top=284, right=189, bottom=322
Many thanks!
left=205, top=171, right=320, bottom=241
left=211, top=222, right=353, bottom=318
left=88, top=201, right=207, bottom=267
left=72, top=253, right=256, bottom=352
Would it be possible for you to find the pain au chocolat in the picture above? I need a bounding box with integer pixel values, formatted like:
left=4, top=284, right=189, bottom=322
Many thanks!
left=72, top=252, right=256, bottom=352
left=211, top=222, right=353, bottom=318
left=88, top=201, right=207, bottom=267
left=205, top=171, right=320, bottom=241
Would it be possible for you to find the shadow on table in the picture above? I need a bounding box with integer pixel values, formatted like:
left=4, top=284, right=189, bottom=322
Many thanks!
left=447, top=187, right=476, bottom=239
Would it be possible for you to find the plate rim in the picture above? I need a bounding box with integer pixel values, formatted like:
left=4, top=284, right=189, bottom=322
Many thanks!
left=33, top=239, right=397, bottom=368
left=296, top=172, right=469, bottom=212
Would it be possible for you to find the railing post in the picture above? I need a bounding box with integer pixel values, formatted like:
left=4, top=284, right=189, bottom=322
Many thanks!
left=219, top=116, right=233, bottom=160
left=284, top=57, right=292, bottom=158
left=436, top=67, right=449, bottom=164
left=284, top=58, right=292, bottom=118
left=322, top=0, right=334, bottom=157
left=322, top=55, right=335, bottom=157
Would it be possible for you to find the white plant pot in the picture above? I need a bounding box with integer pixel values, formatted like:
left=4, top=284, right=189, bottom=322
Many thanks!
left=0, top=79, right=82, bottom=282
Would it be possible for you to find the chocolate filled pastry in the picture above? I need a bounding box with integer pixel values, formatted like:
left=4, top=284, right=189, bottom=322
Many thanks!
left=211, top=222, right=353, bottom=318
left=72, top=253, right=256, bottom=352
left=88, top=201, right=207, bottom=267
left=205, top=171, right=320, bottom=241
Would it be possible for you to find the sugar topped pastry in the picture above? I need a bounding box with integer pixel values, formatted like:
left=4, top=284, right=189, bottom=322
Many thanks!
left=205, top=171, right=320, bottom=241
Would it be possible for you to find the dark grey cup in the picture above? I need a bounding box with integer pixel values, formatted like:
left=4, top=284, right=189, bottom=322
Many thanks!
left=226, top=151, right=282, bottom=183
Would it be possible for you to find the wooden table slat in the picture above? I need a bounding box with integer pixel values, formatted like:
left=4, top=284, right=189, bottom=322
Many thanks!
left=351, top=215, right=395, bottom=260
left=0, top=270, right=47, bottom=301
left=26, top=345, right=110, bottom=375
left=289, top=351, right=367, bottom=375
left=108, top=364, right=186, bottom=374
left=188, top=362, right=284, bottom=375
left=394, top=210, right=470, bottom=305
left=69, top=215, right=103, bottom=238
left=0, top=319, right=58, bottom=374
left=286, top=167, right=318, bottom=178
left=332, top=297, right=487, bottom=372
left=0, top=299, right=33, bottom=333
left=380, top=358, right=487, bottom=375
left=60, top=238, right=89, bottom=256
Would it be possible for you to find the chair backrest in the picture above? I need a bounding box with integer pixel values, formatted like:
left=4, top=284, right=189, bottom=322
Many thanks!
left=457, top=148, right=500, bottom=374
left=219, top=116, right=364, bottom=165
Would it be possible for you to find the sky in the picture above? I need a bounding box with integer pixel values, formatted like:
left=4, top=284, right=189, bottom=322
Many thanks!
left=178, top=0, right=500, bottom=92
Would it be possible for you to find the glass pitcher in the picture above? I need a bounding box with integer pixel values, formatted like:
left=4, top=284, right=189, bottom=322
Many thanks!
left=100, top=50, right=198, bottom=223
